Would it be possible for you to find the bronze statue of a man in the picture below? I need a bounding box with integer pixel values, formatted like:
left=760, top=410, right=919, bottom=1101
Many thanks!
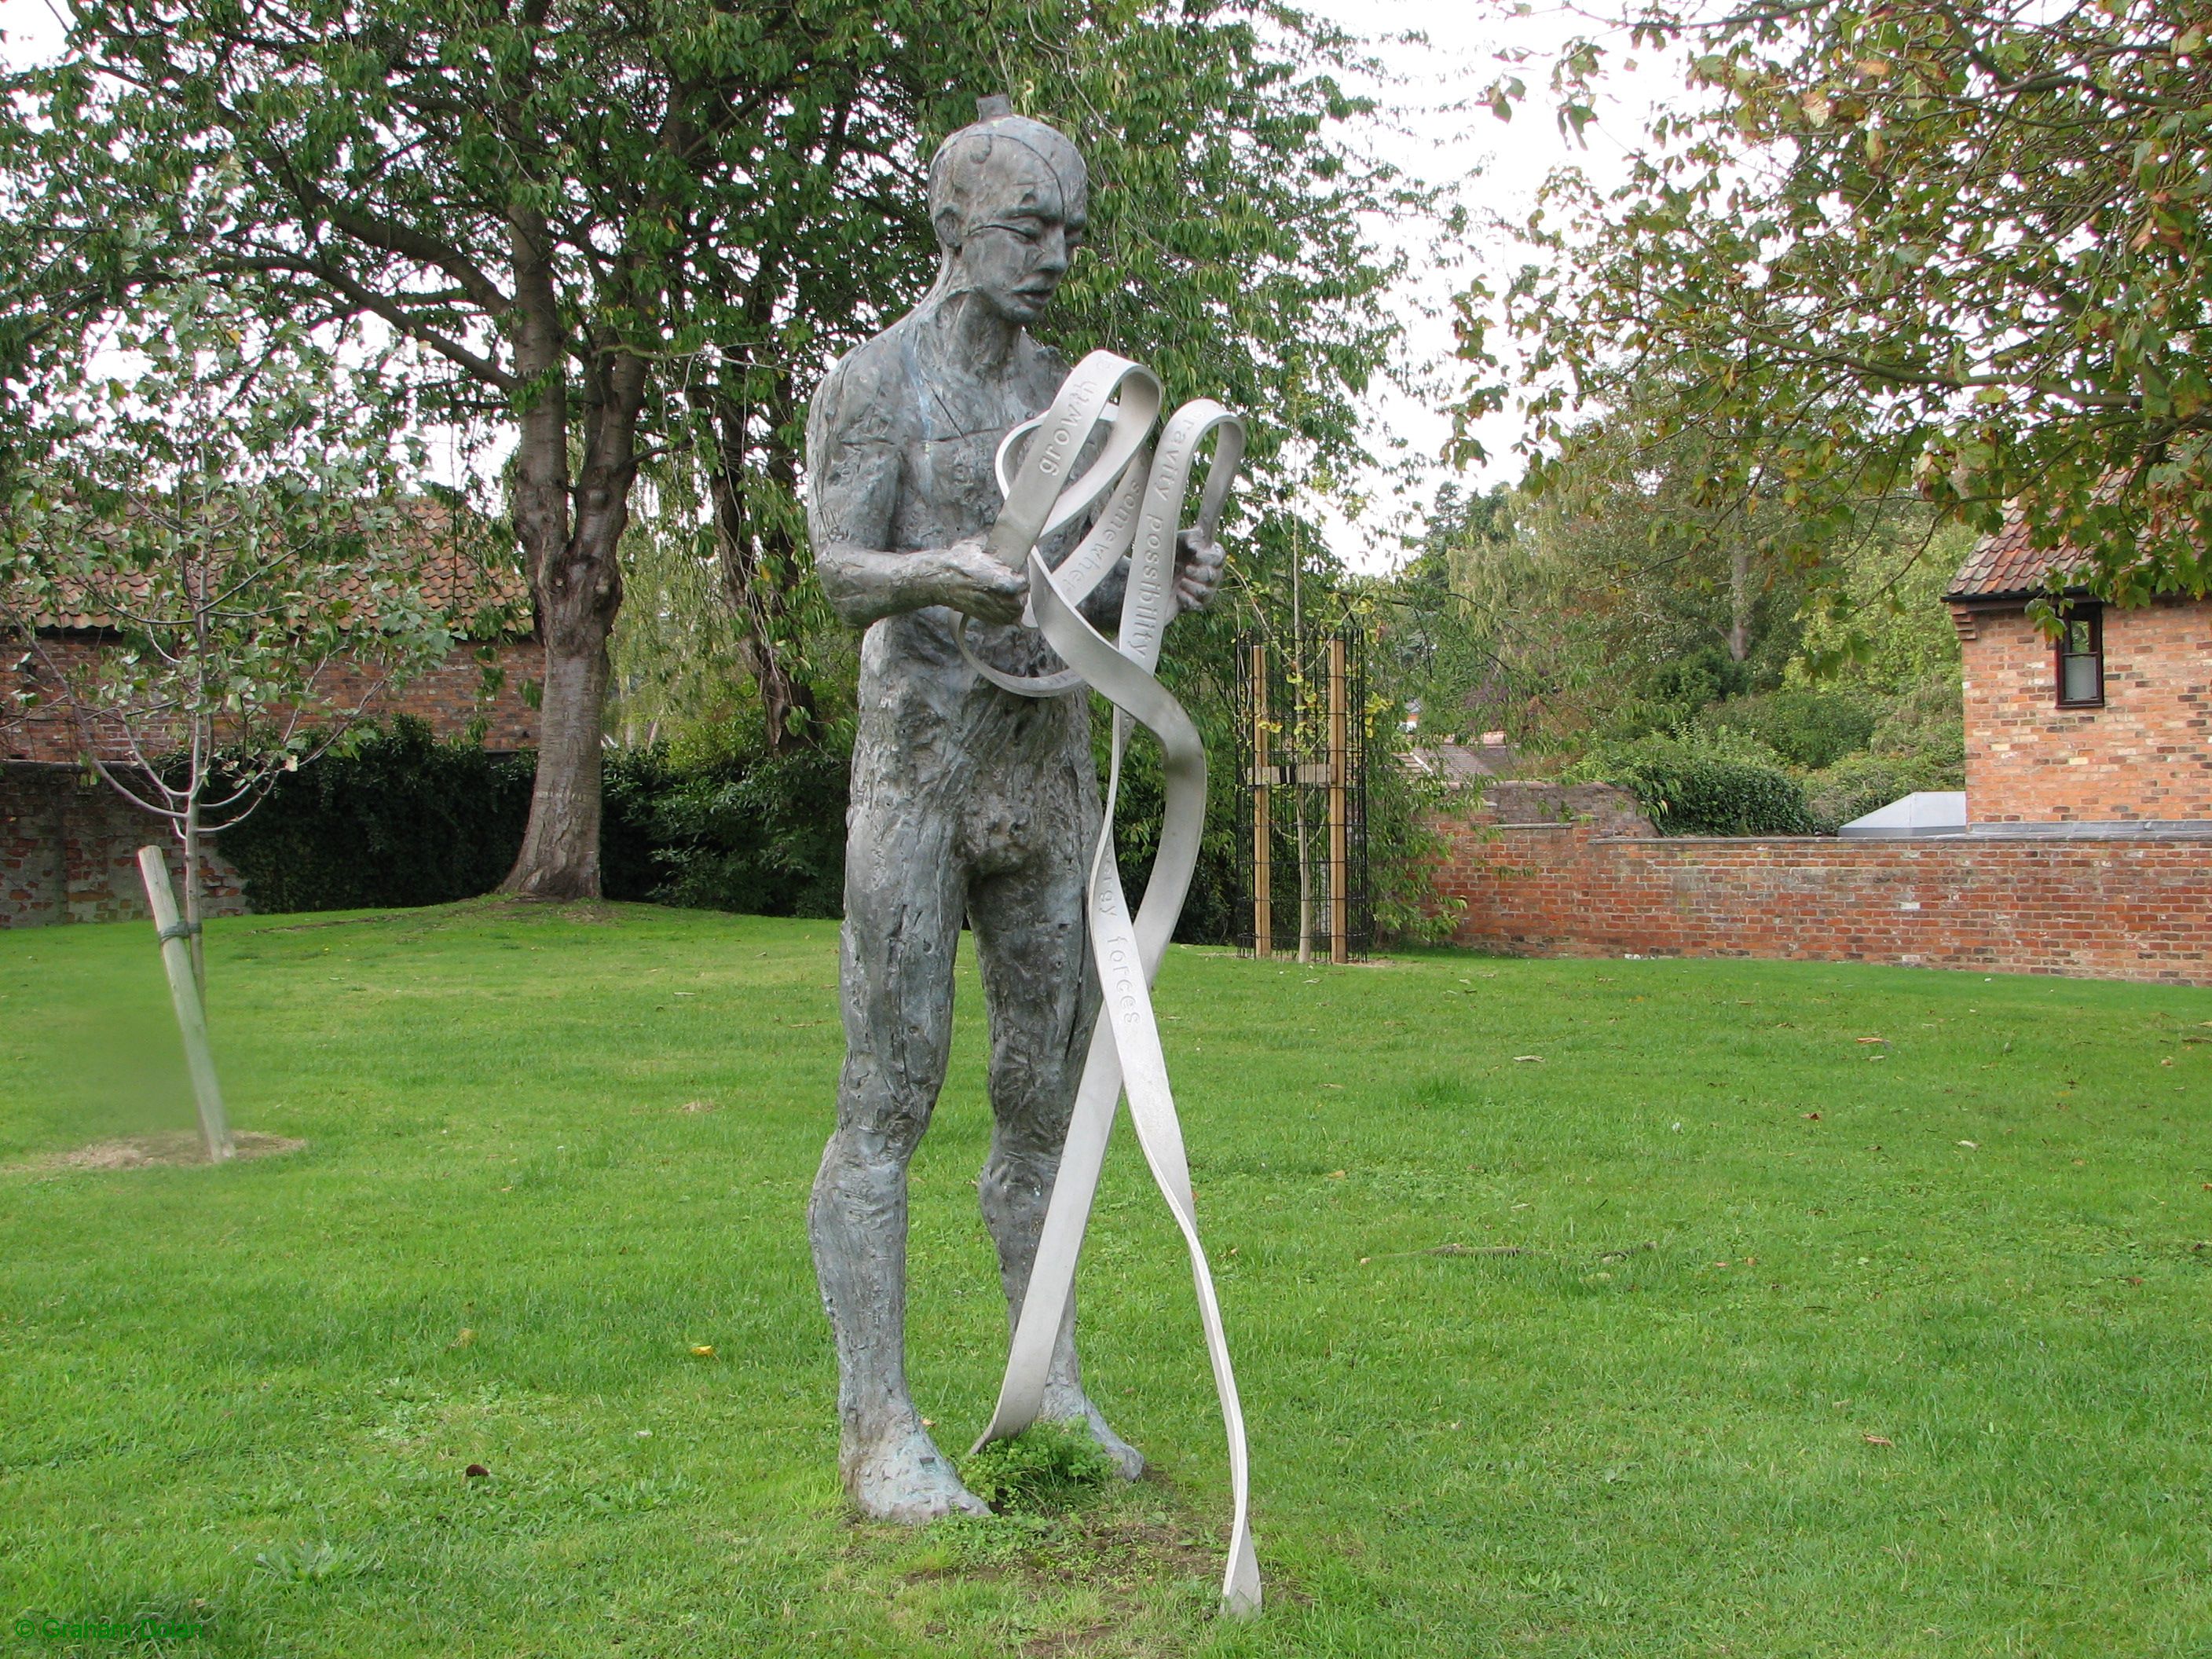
left=804, top=100, right=1223, bottom=1522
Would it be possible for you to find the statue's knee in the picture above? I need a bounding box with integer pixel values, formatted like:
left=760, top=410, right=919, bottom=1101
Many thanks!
left=981, top=1139, right=1059, bottom=1207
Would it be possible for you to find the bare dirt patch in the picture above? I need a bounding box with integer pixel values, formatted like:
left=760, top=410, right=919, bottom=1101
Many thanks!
left=13, top=1130, right=306, bottom=1174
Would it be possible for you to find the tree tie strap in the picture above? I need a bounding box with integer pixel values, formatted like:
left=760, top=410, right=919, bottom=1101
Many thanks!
left=157, top=920, right=203, bottom=944
left=961, top=350, right=1258, bottom=1617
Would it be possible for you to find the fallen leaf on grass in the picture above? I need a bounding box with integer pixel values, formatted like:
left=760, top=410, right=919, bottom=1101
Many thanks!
left=1855, top=1036, right=1887, bottom=1045
left=465, top=1463, right=489, bottom=1478
left=1862, top=1434, right=1894, bottom=1448
left=1327, top=1170, right=1347, bottom=1179
left=689, top=1345, right=716, bottom=1358
left=1514, top=1055, right=1544, bottom=1063
left=1803, top=1111, right=1822, bottom=1120
left=1957, top=1140, right=1979, bottom=1149
left=449, top=1328, right=475, bottom=1350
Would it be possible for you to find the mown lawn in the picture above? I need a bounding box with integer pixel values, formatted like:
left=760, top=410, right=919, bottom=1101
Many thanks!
left=2, top=902, right=2209, bottom=1657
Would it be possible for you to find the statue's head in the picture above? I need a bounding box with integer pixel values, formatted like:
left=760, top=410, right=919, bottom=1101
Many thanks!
left=928, top=96, right=1088, bottom=324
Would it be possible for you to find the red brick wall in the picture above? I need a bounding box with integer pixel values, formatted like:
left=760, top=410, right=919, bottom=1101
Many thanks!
left=1430, top=816, right=2212, bottom=987
left=7, top=638, right=541, bottom=765
left=1957, top=597, right=2212, bottom=822
left=2, top=766, right=245, bottom=928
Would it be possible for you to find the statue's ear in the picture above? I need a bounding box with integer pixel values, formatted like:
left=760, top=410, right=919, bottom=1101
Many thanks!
left=932, top=203, right=965, bottom=253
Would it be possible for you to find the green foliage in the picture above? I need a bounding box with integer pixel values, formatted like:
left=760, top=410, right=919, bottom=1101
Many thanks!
left=1789, top=520, right=1969, bottom=694
left=958, top=1423, right=1116, bottom=1515
left=0, top=286, right=465, bottom=848
left=604, top=740, right=848, bottom=920
left=1091, top=701, right=1246, bottom=947
left=218, top=719, right=533, bottom=913
left=1801, top=750, right=1961, bottom=835
left=1798, top=673, right=1966, bottom=830
left=1867, top=676, right=1965, bottom=775
left=1476, top=0, right=2212, bottom=607
left=5, top=0, right=1412, bottom=888
left=1703, top=689, right=1877, bottom=771
left=223, top=720, right=846, bottom=917
left=1571, top=732, right=1816, bottom=837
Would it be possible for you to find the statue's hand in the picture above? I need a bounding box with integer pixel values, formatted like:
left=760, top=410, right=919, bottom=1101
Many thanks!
left=932, top=539, right=1028, bottom=625
left=1174, top=529, right=1225, bottom=614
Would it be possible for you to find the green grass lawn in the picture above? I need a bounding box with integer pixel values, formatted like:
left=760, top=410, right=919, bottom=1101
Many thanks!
left=3, top=903, right=2210, bottom=1657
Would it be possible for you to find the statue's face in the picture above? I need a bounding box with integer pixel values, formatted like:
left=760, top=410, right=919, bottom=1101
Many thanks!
left=953, top=154, right=1088, bottom=324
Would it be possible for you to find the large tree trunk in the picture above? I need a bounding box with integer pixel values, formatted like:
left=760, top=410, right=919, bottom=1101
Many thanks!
left=499, top=217, right=640, bottom=899
left=506, top=580, right=617, bottom=899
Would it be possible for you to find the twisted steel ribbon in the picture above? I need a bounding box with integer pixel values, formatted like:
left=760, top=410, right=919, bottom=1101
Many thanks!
left=958, top=350, right=1259, bottom=1617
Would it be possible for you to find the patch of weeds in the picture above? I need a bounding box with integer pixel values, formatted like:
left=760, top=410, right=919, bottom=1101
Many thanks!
left=251, top=1540, right=385, bottom=1583
left=580, top=1474, right=694, bottom=1514
left=960, top=1423, right=1116, bottom=1515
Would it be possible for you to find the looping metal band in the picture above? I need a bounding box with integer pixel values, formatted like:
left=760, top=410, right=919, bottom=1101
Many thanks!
left=158, top=920, right=202, bottom=943
left=961, top=350, right=1258, bottom=1617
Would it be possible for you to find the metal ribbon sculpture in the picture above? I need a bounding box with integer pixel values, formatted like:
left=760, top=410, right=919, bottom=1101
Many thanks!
left=958, top=350, right=1260, bottom=1617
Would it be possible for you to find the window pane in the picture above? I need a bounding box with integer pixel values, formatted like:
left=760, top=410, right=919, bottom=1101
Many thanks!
left=2062, top=654, right=2100, bottom=703
left=2068, top=620, right=2092, bottom=654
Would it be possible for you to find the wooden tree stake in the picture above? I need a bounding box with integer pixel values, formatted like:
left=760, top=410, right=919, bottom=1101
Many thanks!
left=1251, top=642, right=1272, bottom=958
left=137, top=845, right=233, bottom=1163
left=1327, top=634, right=1349, bottom=965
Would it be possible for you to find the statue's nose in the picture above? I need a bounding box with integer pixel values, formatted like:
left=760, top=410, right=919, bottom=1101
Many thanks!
left=1035, top=229, right=1071, bottom=276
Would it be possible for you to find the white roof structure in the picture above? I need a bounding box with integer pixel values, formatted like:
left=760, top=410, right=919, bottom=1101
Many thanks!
left=1838, top=792, right=1968, bottom=838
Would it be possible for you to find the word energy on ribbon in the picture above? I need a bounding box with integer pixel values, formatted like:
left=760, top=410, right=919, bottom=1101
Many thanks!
left=958, top=350, right=1259, bottom=1617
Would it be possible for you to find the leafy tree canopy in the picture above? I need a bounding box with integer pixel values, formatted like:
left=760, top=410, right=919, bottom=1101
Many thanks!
left=1463, top=0, right=2212, bottom=609
left=3, top=0, right=1414, bottom=894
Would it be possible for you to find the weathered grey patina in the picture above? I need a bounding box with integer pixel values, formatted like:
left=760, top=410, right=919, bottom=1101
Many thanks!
left=804, top=98, right=1222, bottom=1524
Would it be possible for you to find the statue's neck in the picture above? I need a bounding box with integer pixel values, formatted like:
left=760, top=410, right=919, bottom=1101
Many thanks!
left=925, top=287, right=1020, bottom=378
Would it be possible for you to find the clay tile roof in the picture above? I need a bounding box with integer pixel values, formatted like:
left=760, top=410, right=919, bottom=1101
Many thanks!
left=1944, top=514, right=2071, bottom=602
left=26, top=498, right=531, bottom=639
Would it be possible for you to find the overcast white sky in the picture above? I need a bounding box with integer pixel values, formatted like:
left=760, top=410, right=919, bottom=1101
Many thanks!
left=1298, top=1, right=1679, bottom=568
left=0, top=0, right=1679, bottom=572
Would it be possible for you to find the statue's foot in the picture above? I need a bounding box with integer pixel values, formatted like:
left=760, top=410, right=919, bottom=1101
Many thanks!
left=842, top=1419, right=990, bottom=1523
left=1042, top=1385, right=1145, bottom=1480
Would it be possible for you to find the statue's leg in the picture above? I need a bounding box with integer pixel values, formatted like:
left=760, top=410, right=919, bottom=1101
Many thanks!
left=967, top=749, right=1144, bottom=1479
left=809, top=784, right=986, bottom=1522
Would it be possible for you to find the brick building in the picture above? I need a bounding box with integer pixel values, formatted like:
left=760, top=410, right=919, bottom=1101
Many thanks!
left=4, top=514, right=538, bottom=927
left=1945, top=519, right=2212, bottom=824
left=1422, top=520, right=2212, bottom=987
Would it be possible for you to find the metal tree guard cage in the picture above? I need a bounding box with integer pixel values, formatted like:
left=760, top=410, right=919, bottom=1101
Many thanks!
left=1234, top=624, right=1372, bottom=962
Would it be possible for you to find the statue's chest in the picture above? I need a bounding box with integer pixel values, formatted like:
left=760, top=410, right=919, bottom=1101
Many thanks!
left=908, top=427, right=1004, bottom=522
left=904, top=383, right=1046, bottom=526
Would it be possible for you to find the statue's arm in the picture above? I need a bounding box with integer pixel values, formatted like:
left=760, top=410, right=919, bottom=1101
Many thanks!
left=807, top=365, right=1027, bottom=629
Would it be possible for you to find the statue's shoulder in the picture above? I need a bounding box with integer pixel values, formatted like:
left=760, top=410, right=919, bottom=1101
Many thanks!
left=811, top=320, right=924, bottom=446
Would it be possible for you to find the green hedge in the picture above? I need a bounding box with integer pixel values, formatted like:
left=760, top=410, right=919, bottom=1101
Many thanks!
left=606, top=743, right=847, bottom=919
left=1573, top=734, right=1817, bottom=837
left=221, top=718, right=849, bottom=917
left=218, top=719, right=535, bottom=911
left=1703, top=689, right=1878, bottom=771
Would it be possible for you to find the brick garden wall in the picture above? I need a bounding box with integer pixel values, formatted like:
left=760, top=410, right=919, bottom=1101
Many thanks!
left=2, top=765, right=245, bottom=928
left=6, top=639, right=542, bottom=766
left=4, top=637, right=539, bottom=926
left=1430, top=813, right=2212, bottom=987
left=1957, top=597, right=2212, bottom=822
